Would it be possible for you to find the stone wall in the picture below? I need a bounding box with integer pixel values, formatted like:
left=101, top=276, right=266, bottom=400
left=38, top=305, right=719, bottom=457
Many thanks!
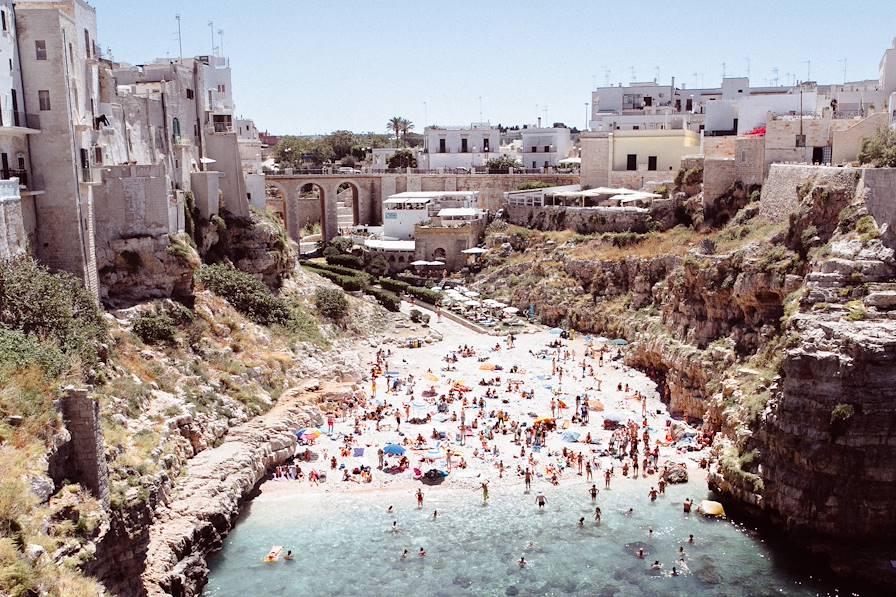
left=204, top=133, right=248, bottom=217
left=0, top=181, right=27, bottom=259
left=58, top=388, right=110, bottom=507
left=414, top=221, right=484, bottom=271
left=416, top=173, right=579, bottom=211
left=93, top=164, right=171, bottom=248
left=759, top=164, right=861, bottom=220
left=703, top=157, right=738, bottom=202
left=507, top=204, right=653, bottom=234
left=704, top=136, right=737, bottom=158
left=735, top=136, right=766, bottom=186
left=857, top=167, right=896, bottom=249
left=580, top=133, right=610, bottom=189
left=831, top=112, right=889, bottom=165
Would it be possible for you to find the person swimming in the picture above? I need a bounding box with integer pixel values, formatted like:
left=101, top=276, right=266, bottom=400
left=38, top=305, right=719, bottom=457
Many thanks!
left=400, top=549, right=408, bottom=560
left=283, top=550, right=294, bottom=561
left=518, top=556, right=526, bottom=568
left=432, top=510, right=438, bottom=519
left=418, top=547, right=426, bottom=558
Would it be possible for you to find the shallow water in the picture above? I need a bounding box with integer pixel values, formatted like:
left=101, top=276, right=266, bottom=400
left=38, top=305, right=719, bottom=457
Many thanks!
left=204, top=479, right=833, bottom=597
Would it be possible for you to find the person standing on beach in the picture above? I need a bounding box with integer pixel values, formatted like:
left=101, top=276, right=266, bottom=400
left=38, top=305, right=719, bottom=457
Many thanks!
left=378, top=448, right=384, bottom=469
left=416, top=488, right=424, bottom=509
left=481, top=481, right=489, bottom=502
left=604, top=469, right=612, bottom=489
left=524, top=468, right=532, bottom=492
left=589, top=484, right=599, bottom=503
left=535, top=494, right=547, bottom=509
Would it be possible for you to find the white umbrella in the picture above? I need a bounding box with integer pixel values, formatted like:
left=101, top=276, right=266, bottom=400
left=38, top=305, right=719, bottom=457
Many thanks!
left=410, top=260, right=429, bottom=266
left=464, top=300, right=480, bottom=307
left=429, top=261, right=445, bottom=266
left=503, top=306, right=520, bottom=314
left=461, top=247, right=488, bottom=254
left=463, top=290, right=480, bottom=298
left=492, top=301, right=507, bottom=308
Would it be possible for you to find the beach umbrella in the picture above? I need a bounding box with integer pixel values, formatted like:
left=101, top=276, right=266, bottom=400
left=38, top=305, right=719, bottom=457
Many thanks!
left=549, top=327, right=563, bottom=335
left=562, top=431, right=580, bottom=443
left=503, top=306, right=519, bottom=314
left=464, top=300, right=480, bottom=307
left=611, top=338, right=629, bottom=346
left=383, top=443, right=405, bottom=456
left=300, top=428, right=322, bottom=440
left=463, top=290, right=480, bottom=298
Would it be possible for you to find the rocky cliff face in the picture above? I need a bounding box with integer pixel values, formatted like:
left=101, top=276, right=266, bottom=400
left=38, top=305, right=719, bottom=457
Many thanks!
left=475, top=170, right=896, bottom=581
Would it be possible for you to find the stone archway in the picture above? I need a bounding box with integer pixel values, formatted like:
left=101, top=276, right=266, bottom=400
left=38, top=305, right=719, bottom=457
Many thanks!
left=296, top=182, right=326, bottom=254
left=334, top=181, right=361, bottom=233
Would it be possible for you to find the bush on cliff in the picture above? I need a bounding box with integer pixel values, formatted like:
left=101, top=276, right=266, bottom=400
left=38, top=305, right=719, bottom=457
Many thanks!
left=326, top=253, right=364, bottom=270
left=365, top=287, right=401, bottom=311
left=379, top=278, right=411, bottom=294
left=857, top=127, right=896, bottom=168
left=196, top=263, right=292, bottom=326
left=406, top=285, right=441, bottom=305
left=314, top=287, right=349, bottom=321
left=132, top=312, right=178, bottom=345
left=0, top=256, right=106, bottom=366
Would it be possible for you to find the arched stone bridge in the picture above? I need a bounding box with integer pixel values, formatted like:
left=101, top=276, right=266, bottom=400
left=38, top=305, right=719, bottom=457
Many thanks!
left=266, top=174, right=383, bottom=243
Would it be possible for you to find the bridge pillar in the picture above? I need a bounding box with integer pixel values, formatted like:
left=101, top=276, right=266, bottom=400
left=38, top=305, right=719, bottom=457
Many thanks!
left=322, top=182, right=339, bottom=243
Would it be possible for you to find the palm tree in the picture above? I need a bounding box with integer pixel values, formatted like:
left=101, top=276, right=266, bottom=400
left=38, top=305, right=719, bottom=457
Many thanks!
left=399, top=118, right=414, bottom=140
left=387, top=116, right=403, bottom=146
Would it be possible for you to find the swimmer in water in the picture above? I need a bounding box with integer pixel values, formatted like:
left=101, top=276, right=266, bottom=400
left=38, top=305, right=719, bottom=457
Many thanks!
left=671, top=566, right=679, bottom=576
left=688, top=534, right=694, bottom=544
left=283, top=550, right=294, bottom=561
left=391, top=521, right=400, bottom=533
left=594, top=506, right=602, bottom=524
left=432, top=510, right=438, bottom=519
left=651, top=560, right=662, bottom=570
left=535, top=494, right=547, bottom=509
left=418, top=547, right=426, bottom=558
left=401, top=549, right=408, bottom=560
left=578, top=517, right=585, bottom=527
left=518, top=556, right=526, bottom=568
left=637, top=548, right=645, bottom=559
left=387, top=505, right=394, bottom=513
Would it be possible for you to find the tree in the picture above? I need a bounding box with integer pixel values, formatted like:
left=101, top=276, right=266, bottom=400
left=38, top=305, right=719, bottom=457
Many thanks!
left=367, top=254, right=390, bottom=277
left=858, top=127, right=896, bottom=167
left=274, top=136, right=335, bottom=168
left=399, top=118, right=414, bottom=140
left=487, top=156, right=523, bottom=173
left=325, top=130, right=355, bottom=160
left=387, top=116, right=404, bottom=145
left=387, top=149, right=417, bottom=169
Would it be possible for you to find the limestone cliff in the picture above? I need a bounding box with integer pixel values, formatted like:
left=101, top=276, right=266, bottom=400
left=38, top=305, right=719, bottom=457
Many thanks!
left=474, top=167, right=896, bottom=585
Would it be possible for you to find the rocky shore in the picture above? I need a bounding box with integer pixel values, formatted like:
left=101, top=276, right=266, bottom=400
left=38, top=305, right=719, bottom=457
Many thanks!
left=141, top=380, right=361, bottom=597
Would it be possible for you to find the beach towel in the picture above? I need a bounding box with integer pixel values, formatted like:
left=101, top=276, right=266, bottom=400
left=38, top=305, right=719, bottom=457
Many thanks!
left=353, top=447, right=364, bottom=457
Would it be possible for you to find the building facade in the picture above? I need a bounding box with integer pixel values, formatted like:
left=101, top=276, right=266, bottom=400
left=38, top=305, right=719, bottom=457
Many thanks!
left=520, top=126, right=572, bottom=169
left=420, top=124, right=501, bottom=170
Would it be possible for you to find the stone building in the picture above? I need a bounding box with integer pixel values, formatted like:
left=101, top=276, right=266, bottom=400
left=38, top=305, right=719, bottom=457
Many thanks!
left=580, top=129, right=699, bottom=189
left=520, top=126, right=572, bottom=170
left=420, top=124, right=501, bottom=171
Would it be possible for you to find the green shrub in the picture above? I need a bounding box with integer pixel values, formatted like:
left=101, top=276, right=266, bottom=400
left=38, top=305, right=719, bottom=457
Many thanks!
left=314, top=287, right=349, bottom=320
left=406, top=285, right=441, bottom=305
left=302, top=265, right=366, bottom=291
left=0, top=326, right=65, bottom=377
left=196, top=263, right=292, bottom=326
left=326, top=253, right=364, bottom=269
left=322, top=236, right=354, bottom=259
left=303, top=261, right=367, bottom=278
left=131, top=312, right=177, bottom=344
left=379, top=278, right=411, bottom=294
left=0, top=256, right=105, bottom=365
left=855, top=215, right=880, bottom=241
left=845, top=300, right=867, bottom=321
left=857, top=127, right=896, bottom=167
left=516, top=180, right=551, bottom=191
left=830, top=403, right=854, bottom=424
left=366, top=287, right=401, bottom=311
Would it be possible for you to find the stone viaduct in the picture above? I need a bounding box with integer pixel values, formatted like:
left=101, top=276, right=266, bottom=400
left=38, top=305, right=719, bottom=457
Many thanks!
left=266, top=172, right=580, bottom=244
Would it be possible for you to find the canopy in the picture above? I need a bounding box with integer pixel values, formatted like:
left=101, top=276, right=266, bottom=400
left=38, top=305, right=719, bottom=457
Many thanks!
left=410, top=260, right=430, bottom=266
left=299, top=428, right=322, bottom=440
left=199, top=156, right=217, bottom=164
left=503, top=306, right=519, bottom=314
left=461, top=247, right=488, bottom=254
left=464, top=300, right=480, bottom=307
left=558, top=157, right=581, bottom=165
left=383, top=443, right=405, bottom=456
left=463, top=290, right=480, bottom=297
left=429, top=260, right=445, bottom=266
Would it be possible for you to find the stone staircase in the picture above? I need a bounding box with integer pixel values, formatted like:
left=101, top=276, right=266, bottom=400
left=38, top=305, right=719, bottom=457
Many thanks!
left=335, top=187, right=354, bottom=232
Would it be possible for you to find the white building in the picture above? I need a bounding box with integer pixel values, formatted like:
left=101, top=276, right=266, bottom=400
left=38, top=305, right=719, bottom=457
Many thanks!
left=420, top=123, right=501, bottom=171
left=382, top=191, right=478, bottom=240
left=236, top=117, right=265, bottom=208
left=520, top=126, right=572, bottom=169
left=371, top=146, right=423, bottom=171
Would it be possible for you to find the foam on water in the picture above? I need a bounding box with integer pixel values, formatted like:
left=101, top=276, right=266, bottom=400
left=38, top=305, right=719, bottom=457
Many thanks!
left=204, top=478, right=830, bottom=596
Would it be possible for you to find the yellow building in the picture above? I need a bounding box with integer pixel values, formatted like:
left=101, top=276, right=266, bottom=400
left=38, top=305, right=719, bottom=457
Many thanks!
left=581, top=129, right=701, bottom=189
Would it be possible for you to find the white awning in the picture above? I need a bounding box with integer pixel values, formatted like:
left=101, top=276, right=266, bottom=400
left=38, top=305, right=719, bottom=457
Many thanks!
left=438, top=208, right=480, bottom=217
left=364, top=239, right=416, bottom=251
left=461, top=247, right=487, bottom=254
left=410, top=260, right=430, bottom=266
left=384, top=197, right=431, bottom=205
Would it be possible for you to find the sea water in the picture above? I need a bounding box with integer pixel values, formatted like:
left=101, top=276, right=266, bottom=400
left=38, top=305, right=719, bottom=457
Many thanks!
left=204, top=478, right=835, bottom=597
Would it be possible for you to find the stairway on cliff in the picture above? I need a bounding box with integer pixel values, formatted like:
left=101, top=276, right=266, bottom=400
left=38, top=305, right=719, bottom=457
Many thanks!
left=336, top=188, right=354, bottom=233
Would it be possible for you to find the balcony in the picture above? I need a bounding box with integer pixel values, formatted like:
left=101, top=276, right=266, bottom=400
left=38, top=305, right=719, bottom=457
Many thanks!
left=81, top=166, right=101, bottom=185
left=0, top=111, right=40, bottom=134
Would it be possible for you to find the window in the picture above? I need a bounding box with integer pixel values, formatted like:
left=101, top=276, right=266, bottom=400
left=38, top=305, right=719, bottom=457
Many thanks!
left=439, top=139, right=446, bottom=153
left=186, top=88, right=194, bottom=99
left=461, top=138, right=468, bottom=153
left=217, top=84, right=225, bottom=93
left=543, top=145, right=550, bottom=153
left=622, top=93, right=642, bottom=110
left=84, top=30, right=91, bottom=58
left=644, top=96, right=653, bottom=106
left=35, top=40, right=47, bottom=61
left=795, top=134, right=806, bottom=148
left=38, top=90, right=50, bottom=111
left=543, top=161, right=548, bottom=168
left=647, top=156, right=657, bottom=171
left=68, top=43, right=74, bottom=69
left=685, top=98, right=693, bottom=111
left=626, top=154, right=637, bottom=171
left=530, top=146, right=537, bottom=153
left=7, top=59, right=11, bottom=72
left=94, top=147, right=103, bottom=165
left=483, top=138, right=490, bottom=152
left=1, top=10, right=7, bottom=32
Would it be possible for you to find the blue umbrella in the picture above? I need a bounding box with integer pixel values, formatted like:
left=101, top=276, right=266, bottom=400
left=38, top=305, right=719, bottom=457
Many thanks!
left=562, top=431, right=580, bottom=443
left=549, top=327, right=563, bottom=336
left=383, top=444, right=405, bottom=456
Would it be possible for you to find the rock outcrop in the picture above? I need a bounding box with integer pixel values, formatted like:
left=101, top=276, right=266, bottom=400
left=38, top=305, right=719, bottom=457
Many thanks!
left=98, top=234, right=199, bottom=306
left=142, top=382, right=360, bottom=597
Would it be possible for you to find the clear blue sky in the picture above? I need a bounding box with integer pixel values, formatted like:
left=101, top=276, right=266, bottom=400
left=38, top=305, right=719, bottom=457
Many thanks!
left=92, top=0, right=896, bottom=135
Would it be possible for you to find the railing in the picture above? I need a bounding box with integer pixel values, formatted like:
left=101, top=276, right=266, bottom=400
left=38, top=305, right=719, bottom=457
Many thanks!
left=0, top=111, right=40, bottom=130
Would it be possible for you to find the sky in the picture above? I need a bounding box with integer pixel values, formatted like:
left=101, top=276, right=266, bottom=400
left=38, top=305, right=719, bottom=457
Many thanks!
left=91, top=0, right=896, bottom=135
